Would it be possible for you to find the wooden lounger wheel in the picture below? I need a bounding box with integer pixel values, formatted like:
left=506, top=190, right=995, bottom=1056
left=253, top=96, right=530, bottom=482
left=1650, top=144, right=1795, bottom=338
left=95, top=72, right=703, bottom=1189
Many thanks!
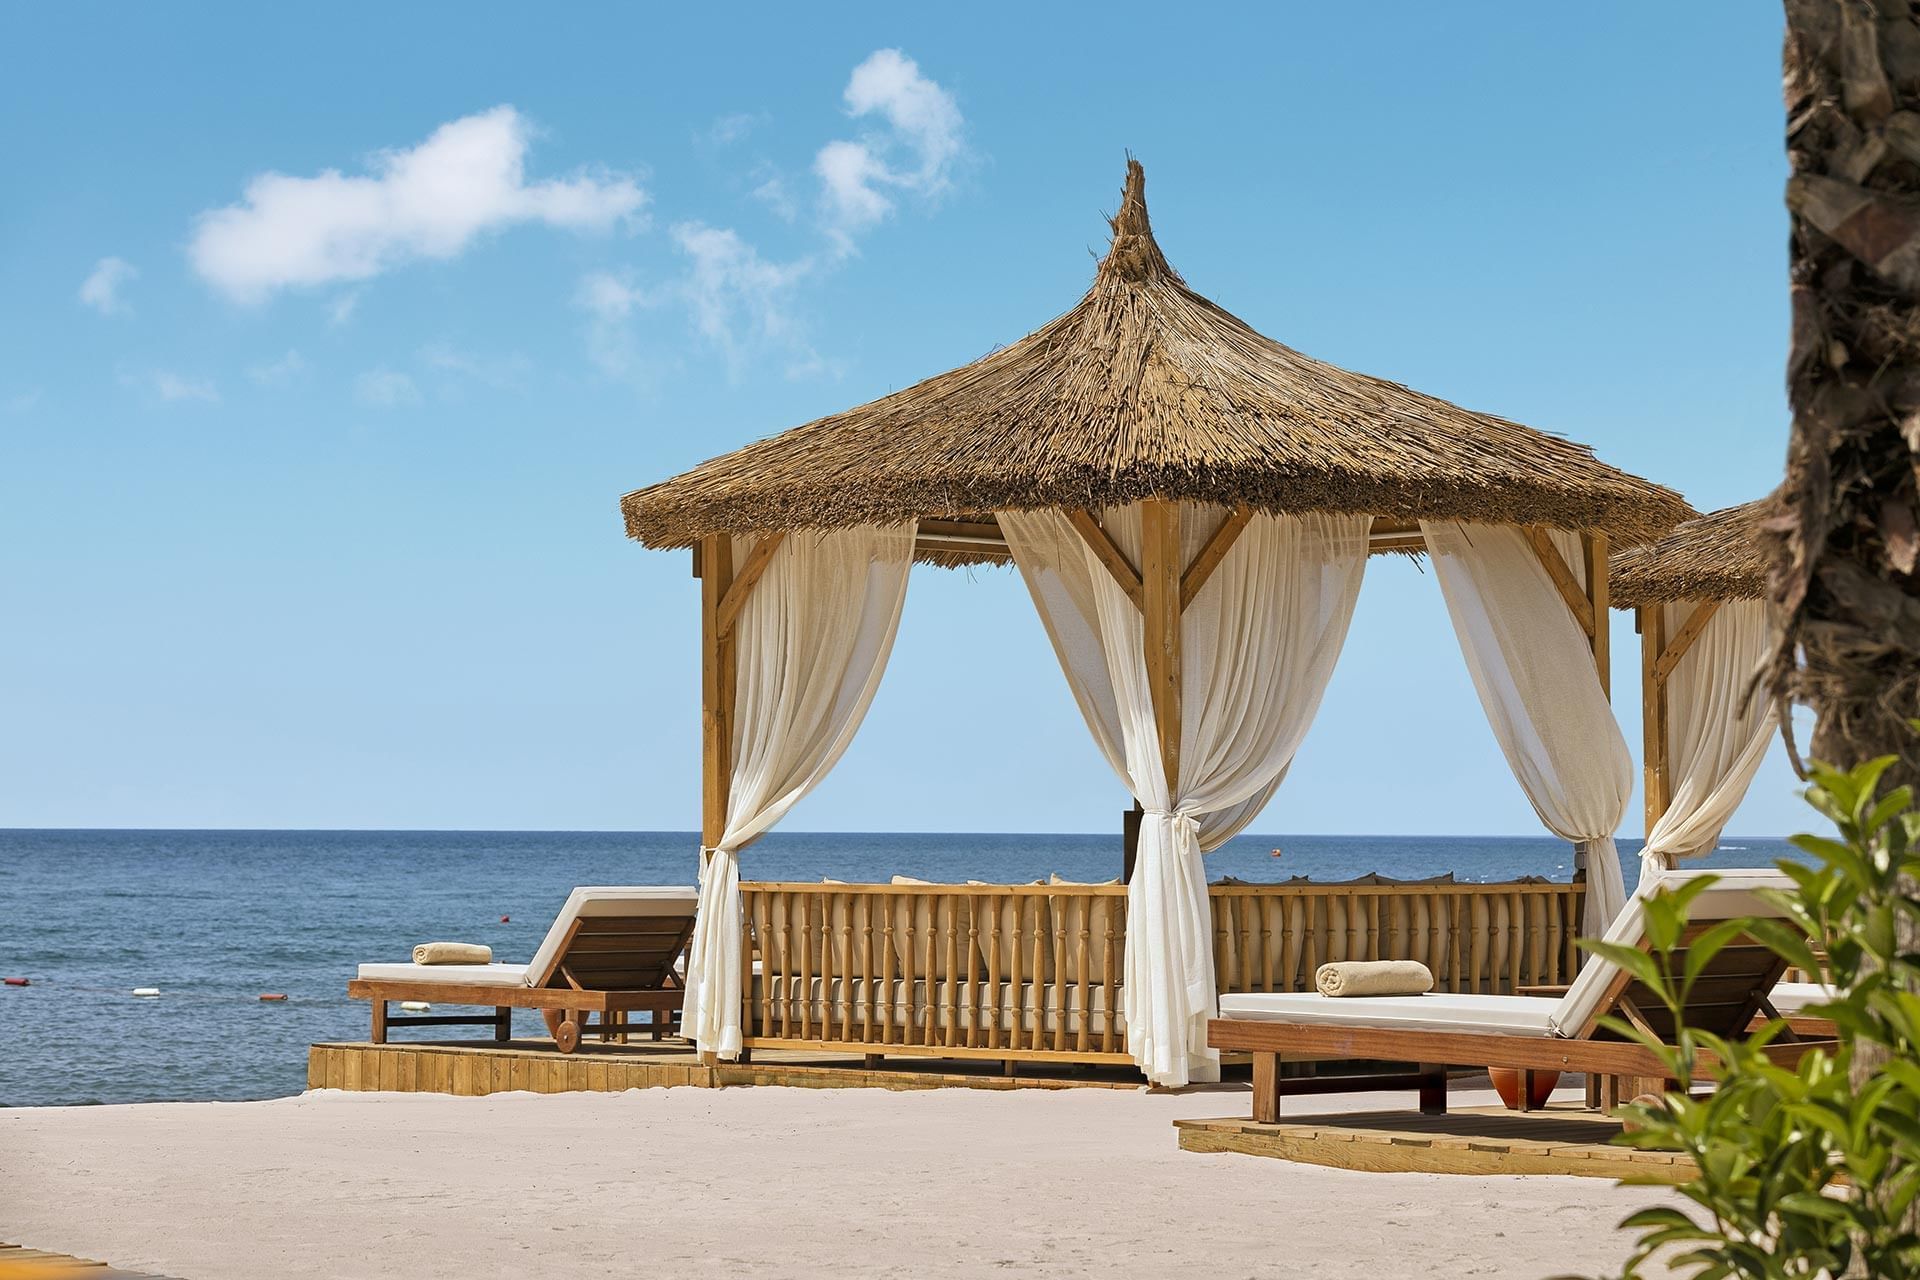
left=554, top=1017, right=581, bottom=1054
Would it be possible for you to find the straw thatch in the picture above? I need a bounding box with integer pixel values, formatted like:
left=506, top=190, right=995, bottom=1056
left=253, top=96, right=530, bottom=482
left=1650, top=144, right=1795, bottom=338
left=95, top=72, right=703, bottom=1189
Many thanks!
left=1609, top=499, right=1773, bottom=607
left=623, top=161, right=1693, bottom=552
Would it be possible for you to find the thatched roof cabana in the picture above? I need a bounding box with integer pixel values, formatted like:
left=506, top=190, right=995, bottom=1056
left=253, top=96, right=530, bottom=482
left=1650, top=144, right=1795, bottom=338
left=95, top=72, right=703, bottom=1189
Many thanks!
left=636, top=161, right=1689, bottom=1087
left=622, top=162, right=1692, bottom=556
left=1609, top=500, right=1772, bottom=607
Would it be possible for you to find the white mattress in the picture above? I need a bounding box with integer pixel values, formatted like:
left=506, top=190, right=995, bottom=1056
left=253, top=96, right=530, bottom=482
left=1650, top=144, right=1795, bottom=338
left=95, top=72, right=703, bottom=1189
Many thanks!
left=1217, top=991, right=1559, bottom=1037
left=1771, top=981, right=1836, bottom=1015
left=355, top=962, right=530, bottom=987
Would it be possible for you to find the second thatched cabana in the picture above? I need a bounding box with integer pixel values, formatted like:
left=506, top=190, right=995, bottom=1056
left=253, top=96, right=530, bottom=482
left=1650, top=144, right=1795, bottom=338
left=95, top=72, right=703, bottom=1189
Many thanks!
left=1611, top=499, right=1778, bottom=884
left=622, top=161, right=1692, bottom=1087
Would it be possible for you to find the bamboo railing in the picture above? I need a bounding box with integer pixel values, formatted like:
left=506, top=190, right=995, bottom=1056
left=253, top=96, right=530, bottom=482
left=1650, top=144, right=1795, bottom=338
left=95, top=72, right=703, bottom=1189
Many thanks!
left=736, top=878, right=1585, bottom=1068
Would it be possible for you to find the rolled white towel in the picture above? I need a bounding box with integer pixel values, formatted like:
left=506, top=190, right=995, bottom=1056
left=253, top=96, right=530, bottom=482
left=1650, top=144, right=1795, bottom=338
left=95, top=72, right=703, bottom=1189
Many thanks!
left=413, top=941, right=493, bottom=965
left=1316, top=960, right=1434, bottom=998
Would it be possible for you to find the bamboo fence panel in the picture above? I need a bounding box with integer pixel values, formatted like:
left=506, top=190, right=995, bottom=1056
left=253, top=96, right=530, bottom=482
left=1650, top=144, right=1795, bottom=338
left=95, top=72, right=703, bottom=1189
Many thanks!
left=735, top=878, right=1585, bottom=1066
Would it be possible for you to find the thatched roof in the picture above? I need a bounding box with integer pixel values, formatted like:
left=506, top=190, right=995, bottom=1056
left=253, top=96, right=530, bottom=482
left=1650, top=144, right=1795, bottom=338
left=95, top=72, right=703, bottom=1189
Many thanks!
left=1609, top=499, right=1772, bottom=607
left=622, top=161, right=1693, bottom=551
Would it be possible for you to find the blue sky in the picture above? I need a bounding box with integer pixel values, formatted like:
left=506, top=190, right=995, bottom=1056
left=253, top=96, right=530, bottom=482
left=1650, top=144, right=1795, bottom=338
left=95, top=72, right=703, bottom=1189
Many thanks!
left=0, top=4, right=1806, bottom=837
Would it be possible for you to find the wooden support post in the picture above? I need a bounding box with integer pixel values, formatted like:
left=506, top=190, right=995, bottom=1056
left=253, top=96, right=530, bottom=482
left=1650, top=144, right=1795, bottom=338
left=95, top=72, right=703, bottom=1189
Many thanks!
left=1581, top=532, right=1610, bottom=699
left=1641, top=605, right=1672, bottom=834
left=1140, top=499, right=1183, bottom=794
left=493, top=1006, right=511, bottom=1042
left=697, top=534, right=736, bottom=1071
left=698, top=534, right=736, bottom=851
left=1418, top=1064, right=1448, bottom=1116
left=371, top=1000, right=388, bottom=1044
left=1252, top=1051, right=1280, bottom=1124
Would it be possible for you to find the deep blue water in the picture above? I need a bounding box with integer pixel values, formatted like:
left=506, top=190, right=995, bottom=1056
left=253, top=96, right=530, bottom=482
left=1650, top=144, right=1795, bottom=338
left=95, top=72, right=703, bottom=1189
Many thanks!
left=0, top=829, right=1797, bottom=1107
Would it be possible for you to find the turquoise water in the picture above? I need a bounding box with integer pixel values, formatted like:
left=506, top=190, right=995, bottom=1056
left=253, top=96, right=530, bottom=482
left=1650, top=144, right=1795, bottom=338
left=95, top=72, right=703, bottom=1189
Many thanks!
left=0, top=829, right=1797, bottom=1107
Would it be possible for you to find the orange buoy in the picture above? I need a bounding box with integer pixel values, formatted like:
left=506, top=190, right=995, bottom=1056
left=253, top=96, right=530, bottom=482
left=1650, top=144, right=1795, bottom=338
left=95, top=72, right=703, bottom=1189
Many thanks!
left=258, top=993, right=288, bottom=1002
left=3, top=977, right=28, bottom=987
left=500, top=915, right=510, bottom=923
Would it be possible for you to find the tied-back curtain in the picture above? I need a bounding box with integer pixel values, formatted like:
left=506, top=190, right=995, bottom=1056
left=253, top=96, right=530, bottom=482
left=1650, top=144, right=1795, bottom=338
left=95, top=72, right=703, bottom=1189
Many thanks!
left=1420, top=521, right=1633, bottom=937
left=681, top=523, right=914, bottom=1060
left=1001, top=504, right=1369, bottom=1086
left=1642, top=599, right=1774, bottom=877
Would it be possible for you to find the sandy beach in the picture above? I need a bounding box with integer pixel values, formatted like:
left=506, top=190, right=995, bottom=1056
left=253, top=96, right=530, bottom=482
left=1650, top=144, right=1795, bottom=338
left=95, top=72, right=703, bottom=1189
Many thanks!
left=2, top=1081, right=1676, bottom=1279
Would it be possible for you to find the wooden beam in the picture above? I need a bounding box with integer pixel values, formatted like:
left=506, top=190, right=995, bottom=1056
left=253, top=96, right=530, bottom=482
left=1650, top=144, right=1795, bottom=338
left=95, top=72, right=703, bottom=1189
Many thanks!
left=1526, top=527, right=1596, bottom=639
left=1180, top=505, right=1252, bottom=609
left=1140, top=499, right=1183, bottom=795
left=715, top=532, right=786, bottom=639
left=917, top=518, right=1003, bottom=542
left=1582, top=532, right=1610, bottom=698
left=914, top=538, right=1012, bottom=559
left=1640, top=606, right=1672, bottom=833
left=1651, top=599, right=1723, bottom=685
left=698, top=533, right=735, bottom=849
left=1068, top=509, right=1144, bottom=611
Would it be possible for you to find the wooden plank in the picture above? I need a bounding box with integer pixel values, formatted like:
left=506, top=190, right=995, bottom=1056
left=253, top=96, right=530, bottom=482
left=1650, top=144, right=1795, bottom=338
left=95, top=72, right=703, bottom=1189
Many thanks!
left=1652, top=599, right=1723, bottom=685
left=715, top=532, right=786, bottom=639
left=699, top=533, right=735, bottom=849
left=1067, top=509, right=1144, bottom=610
left=1140, top=498, right=1183, bottom=794
left=1526, top=527, right=1595, bottom=638
left=1582, top=532, right=1610, bottom=697
left=1179, top=505, right=1251, bottom=609
left=1173, top=1115, right=1693, bottom=1183
left=1641, top=605, right=1673, bottom=833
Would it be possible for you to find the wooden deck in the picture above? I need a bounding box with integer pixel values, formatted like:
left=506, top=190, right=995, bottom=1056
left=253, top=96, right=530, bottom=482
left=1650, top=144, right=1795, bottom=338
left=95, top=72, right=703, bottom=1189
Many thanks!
left=308, top=1037, right=1147, bottom=1096
left=0, top=1242, right=179, bottom=1279
left=1176, top=1105, right=1695, bottom=1182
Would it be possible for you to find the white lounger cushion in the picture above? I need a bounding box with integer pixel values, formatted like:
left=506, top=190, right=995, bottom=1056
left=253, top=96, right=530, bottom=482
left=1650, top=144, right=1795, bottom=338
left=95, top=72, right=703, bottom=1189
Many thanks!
left=1770, top=981, right=1836, bottom=1015
left=524, top=886, right=697, bottom=987
left=355, top=962, right=530, bottom=986
left=1218, top=991, right=1558, bottom=1037
left=1546, top=868, right=1795, bottom=1038
left=1216, top=869, right=1800, bottom=1044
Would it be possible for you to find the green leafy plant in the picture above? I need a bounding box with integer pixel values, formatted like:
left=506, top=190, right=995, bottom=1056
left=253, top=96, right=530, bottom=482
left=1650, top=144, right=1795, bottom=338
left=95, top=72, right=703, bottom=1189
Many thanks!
left=1595, top=757, right=1920, bottom=1280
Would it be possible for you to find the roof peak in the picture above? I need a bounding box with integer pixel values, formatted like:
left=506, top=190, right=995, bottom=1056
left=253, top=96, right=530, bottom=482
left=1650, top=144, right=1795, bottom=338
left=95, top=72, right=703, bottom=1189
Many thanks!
left=1099, top=158, right=1180, bottom=284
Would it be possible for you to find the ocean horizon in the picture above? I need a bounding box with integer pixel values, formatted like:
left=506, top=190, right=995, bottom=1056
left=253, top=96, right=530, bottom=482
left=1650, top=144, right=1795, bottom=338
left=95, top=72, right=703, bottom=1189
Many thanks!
left=0, top=827, right=1800, bottom=1108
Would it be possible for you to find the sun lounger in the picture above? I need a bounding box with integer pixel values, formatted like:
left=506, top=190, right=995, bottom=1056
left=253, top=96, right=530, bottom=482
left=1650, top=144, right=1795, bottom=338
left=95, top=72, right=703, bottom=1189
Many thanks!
left=1208, top=870, right=1834, bottom=1121
left=347, top=886, right=697, bottom=1053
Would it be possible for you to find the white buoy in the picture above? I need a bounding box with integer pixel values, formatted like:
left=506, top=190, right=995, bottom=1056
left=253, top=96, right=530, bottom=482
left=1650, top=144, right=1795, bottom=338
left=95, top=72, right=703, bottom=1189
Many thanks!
left=132, top=987, right=160, bottom=997
left=400, top=1000, right=430, bottom=1012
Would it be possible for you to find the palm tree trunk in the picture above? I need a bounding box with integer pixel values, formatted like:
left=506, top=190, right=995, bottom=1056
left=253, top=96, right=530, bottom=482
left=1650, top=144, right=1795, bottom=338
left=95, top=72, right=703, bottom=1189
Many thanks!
left=1776, top=8, right=1920, bottom=1253
left=1774, top=0, right=1920, bottom=793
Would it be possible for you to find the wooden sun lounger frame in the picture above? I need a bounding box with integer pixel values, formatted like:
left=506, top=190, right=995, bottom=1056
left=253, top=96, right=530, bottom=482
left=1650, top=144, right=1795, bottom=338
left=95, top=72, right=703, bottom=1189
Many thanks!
left=347, top=910, right=697, bottom=1054
left=1209, top=920, right=1835, bottom=1122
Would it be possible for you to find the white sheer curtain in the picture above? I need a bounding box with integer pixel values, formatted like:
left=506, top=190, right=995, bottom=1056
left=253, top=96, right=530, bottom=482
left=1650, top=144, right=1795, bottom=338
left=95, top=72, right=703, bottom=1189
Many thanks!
left=1642, top=599, right=1774, bottom=878
left=1001, top=504, right=1369, bottom=1086
left=680, top=523, right=914, bottom=1059
left=1421, top=521, right=1633, bottom=936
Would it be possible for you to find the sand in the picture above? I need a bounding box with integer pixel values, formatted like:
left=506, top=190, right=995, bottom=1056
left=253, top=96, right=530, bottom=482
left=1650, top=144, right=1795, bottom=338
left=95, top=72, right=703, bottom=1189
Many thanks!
left=1, top=1082, right=1678, bottom=1279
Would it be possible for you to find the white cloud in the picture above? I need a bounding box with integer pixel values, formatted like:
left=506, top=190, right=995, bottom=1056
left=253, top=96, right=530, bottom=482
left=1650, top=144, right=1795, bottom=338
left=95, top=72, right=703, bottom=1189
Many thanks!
left=120, top=369, right=220, bottom=404
left=4, top=389, right=43, bottom=414
left=326, top=292, right=359, bottom=327
left=190, top=106, right=648, bottom=303
left=702, top=112, right=762, bottom=147
left=673, top=223, right=812, bottom=358
left=354, top=369, right=421, bottom=407
left=815, top=50, right=964, bottom=238
left=576, top=270, right=654, bottom=321
left=418, top=340, right=530, bottom=391
left=574, top=271, right=661, bottom=380
left=750, top=172, right=798, bottom=223
left=247, top=349, right=306, bottom=385
left=157, top=373, right=220, bottom=403
left=79, top=257, right=137, bottom=314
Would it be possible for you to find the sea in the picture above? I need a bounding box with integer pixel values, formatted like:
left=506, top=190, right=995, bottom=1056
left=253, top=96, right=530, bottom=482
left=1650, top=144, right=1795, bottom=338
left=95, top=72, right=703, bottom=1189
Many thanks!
left=0, top=829, right=1799, bottom=1109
